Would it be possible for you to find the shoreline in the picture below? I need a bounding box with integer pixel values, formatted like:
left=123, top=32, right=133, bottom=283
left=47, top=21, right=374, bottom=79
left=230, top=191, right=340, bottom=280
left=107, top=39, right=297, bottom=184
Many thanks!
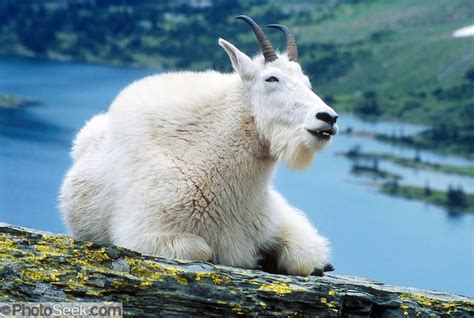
left=340, top=126, right=473, bottom=160
left=338, top=150, right=474, bottom=213
left=0, top=54, right=162, bottom=72
left=337, top=149, right=474, bottom=178
left=382, top=183, right=474, bottom=214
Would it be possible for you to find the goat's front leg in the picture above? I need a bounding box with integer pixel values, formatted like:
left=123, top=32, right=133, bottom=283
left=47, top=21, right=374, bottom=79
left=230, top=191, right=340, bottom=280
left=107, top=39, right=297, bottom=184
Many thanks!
left=115, top=232, right=213, bottom=262
left=265, top=190, right=334, bottom=276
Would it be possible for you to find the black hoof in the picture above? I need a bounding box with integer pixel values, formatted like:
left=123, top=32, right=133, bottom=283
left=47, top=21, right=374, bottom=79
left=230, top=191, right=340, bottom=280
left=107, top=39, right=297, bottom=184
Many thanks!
left=324, top=263, right=335, bottom=272
left=311, top=268, right=324, bottom=277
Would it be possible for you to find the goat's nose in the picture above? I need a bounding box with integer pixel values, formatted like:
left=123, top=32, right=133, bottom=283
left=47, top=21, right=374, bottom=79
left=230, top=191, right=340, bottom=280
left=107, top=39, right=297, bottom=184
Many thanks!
left=316, top=112, right=338, bottom=125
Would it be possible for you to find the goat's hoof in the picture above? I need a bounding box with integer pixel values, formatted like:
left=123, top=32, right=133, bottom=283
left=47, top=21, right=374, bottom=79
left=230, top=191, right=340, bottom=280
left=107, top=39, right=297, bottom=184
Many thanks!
left=311, top=268, right=324, bottom=277
left=311, top=263, right=334, bottom=277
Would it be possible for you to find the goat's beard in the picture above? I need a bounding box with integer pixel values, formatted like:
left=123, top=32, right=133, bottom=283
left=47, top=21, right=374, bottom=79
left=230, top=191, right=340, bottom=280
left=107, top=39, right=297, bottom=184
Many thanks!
left=266, top=126, right=326, bottom=170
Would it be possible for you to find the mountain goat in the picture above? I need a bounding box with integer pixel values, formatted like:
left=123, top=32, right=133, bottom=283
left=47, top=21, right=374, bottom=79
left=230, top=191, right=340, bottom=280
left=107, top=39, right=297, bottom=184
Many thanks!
left=60, top=16, right=339, bottom=276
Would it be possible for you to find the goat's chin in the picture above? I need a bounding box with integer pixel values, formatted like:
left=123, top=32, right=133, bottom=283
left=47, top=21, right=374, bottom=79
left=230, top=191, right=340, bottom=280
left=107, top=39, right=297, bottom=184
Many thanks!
left=280, top=145, right=316, bottom=170
left=268, top=129, right=327, bottom=170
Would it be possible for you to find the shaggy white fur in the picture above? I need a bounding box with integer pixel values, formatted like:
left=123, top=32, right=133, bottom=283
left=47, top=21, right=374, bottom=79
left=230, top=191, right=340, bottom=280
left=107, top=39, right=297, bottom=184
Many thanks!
left=60, top=37, right=339, bottom=276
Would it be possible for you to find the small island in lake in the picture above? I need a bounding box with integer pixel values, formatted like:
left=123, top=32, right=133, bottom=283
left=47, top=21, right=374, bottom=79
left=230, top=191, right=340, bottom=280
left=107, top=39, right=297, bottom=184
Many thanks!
left=338, top=146, right=474, bottom=213
left=0, top=94, right=41, bottom=109
left=382, top=182, right=474, bottom=214
left=339, top=147, right=474, bottom=178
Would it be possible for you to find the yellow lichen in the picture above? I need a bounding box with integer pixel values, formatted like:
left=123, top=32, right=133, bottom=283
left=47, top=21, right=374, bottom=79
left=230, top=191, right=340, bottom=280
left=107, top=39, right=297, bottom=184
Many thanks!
left=328, top=290, right=335, bottom=296
left=41, top=234, right=75, bottom=246
left=245, top=279, right=260, bottom=285
left=34, top=243, right=68, bottom=258
left=400, top=303, right=411, bottom=316
left=399, top=293, right=473, bottom=315
left=195, top=272, right=229, bottom=285
left=125, top=257, right=164, bottom=288
left=124, top=257, right=189, bottom=287
left=326, top=301, right=336, bottom=309
left=165, top=266, right=188, bottom=285
left=258, top=301, right=266, bottom=308
left=83, top=248, right=110, bottom=263
left=0, top=239, right=17, bottom=251
left=21, top=268, right=60, bottom=282
left=111, top=281, right=122, bottom=289
left=62, top=273, right=104, bottom=296
left=258, top=282, right=293, bottom=295
left=66, top=278, right=85, bottom=288
left=231, top=304, right=243, bottom=314
left=320, top=297, right=327, bottom=304
left=85, top=289, right=103, bottom=296
left=77, top=271, right=89, bottom=281
left=404, top=293, right=443, bottom=308
left=49, top=269, right=61, bottom=282
left=442, top=302, right=458, bottom=315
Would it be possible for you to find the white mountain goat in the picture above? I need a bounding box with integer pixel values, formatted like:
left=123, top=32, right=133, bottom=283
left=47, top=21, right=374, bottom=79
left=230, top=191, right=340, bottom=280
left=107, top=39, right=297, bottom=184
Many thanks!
left=60, top=16, right=339, bottom=276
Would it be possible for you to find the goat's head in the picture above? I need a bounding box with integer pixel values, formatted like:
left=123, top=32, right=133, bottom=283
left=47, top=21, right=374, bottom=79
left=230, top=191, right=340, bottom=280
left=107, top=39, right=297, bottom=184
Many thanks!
left=219, top=15, right=338, bottom=169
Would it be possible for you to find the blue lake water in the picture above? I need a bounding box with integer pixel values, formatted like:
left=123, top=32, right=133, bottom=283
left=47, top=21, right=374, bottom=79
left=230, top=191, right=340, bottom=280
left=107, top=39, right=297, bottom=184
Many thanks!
left=0, top=57, right=473, bottom=296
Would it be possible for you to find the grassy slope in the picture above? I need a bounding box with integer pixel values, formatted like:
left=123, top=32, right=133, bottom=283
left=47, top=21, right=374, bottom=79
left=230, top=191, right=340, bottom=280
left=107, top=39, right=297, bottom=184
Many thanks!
left=287, top=0, right=474, bottom=156
left=2, top=1, right=472, bottom=90
left=296, top=0, right=474, bottom=96
left=1, top=1, right=472, bottom=94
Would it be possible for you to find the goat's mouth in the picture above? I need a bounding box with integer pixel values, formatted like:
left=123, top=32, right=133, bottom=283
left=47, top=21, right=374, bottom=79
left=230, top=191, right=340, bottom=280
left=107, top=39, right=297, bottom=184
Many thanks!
left=306, top=128, right=336, bottom=140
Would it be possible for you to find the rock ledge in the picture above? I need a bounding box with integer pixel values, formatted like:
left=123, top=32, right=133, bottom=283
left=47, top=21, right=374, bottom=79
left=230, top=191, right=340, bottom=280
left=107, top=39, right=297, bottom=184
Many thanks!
left=0, top=224, right=472, bottom=317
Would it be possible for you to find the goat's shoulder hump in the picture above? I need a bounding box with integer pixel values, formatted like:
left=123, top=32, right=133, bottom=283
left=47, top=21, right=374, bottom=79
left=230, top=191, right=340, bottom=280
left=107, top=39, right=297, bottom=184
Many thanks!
left=110, top=70, right=239, bottom=114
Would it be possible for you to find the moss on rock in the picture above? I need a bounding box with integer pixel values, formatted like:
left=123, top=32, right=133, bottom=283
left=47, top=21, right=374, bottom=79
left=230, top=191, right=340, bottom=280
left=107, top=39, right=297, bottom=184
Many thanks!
left=0, top=223, right=472, bottom=317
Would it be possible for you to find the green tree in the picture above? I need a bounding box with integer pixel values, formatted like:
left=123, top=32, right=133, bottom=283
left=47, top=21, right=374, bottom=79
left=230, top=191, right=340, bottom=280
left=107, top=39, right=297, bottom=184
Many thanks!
left=424, top=181, right=432, bottom=196
left=465, top=66, right=474, bottom=83
left=446, top=185, right=466, bottom=208
left=355, top=91, right=381, bottom=116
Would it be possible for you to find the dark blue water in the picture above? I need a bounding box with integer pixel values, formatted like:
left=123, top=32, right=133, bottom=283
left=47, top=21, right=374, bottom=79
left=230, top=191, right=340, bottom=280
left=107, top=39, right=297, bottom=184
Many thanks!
left=1, top=58, right=472, bottom=296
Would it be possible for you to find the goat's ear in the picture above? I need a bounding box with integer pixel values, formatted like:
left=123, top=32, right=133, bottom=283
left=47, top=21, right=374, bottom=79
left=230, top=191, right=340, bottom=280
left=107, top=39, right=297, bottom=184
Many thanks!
left=219, top=38, right=255, bottom=78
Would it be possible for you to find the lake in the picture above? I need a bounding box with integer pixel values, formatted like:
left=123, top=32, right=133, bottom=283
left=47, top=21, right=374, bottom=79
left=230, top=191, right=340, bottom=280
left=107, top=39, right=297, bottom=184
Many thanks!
left=0, top=57, right=472, bottom=296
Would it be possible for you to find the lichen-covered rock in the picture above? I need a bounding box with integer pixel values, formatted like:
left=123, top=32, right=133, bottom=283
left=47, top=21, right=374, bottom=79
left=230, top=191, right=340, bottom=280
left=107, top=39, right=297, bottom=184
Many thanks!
left=0, top=223, right=472, bottom=317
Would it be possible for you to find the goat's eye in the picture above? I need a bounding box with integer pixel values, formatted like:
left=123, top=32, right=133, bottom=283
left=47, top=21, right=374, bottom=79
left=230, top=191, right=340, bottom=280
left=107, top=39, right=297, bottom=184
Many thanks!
left=265, top=76, right=279, bottom=83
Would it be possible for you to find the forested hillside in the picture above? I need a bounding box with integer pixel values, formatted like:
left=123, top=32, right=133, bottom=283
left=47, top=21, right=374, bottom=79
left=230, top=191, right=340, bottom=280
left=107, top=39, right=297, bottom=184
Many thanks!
left=1, top=0, right=473, bottom=154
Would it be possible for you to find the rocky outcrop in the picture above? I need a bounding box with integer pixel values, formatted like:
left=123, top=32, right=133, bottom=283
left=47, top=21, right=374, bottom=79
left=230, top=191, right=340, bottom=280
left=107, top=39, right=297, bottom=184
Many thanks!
left=0, top=223, right=472, bottom=317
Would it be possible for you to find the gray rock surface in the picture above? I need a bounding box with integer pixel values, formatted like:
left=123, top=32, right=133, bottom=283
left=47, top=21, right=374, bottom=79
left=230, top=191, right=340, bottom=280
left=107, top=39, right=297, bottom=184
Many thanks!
left=0, top=223, right=472, bottom=317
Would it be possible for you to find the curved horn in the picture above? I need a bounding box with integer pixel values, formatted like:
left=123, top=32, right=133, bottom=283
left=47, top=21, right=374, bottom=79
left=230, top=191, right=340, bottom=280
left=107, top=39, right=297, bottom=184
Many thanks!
left=267, top=24, right=298, bottom=62
left=235, top=15, right=278, bottom=63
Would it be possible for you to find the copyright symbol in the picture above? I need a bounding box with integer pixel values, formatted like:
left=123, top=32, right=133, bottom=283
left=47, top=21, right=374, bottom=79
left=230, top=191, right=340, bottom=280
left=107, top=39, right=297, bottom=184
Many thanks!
left=0, top=305, right=11, bottom=315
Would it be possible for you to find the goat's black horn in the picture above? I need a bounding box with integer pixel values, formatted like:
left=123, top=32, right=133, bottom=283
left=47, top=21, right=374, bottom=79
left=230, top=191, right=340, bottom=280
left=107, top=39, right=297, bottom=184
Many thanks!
left=235, top=15, right=278, bottom=63
left=267, top=24, right=298, bottom=62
